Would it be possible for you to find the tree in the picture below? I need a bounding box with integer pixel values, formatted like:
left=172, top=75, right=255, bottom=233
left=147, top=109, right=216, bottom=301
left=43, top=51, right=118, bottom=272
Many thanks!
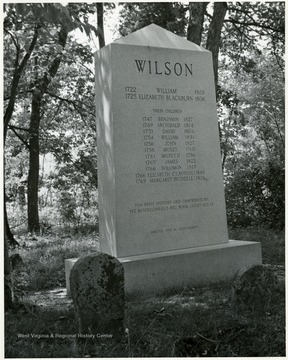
left=205, top=2, right=227, bottom=88
left=96, top=3, right=105, bottom=48
left=186, top=2, right=227, bottom=88
left=3, top=2, right=99, bottom=309
left=118, top=2, right=187, bottom=36
left=4, top=7, right=39, bottom=246
left=4, top=3, right=100, bottom=234
left=26, top=3, right=103, bottom=232
left=28, top=26, right=68, bottom=233
left=36, top=40, right=97, bottom=229
left=186, top=2, right=207, bottom=45
left=219, top=49, right=284, bottom=228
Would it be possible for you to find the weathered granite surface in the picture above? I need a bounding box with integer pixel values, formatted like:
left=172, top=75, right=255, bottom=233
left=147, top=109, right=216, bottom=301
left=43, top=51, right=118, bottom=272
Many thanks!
left=232, top=264, right=280, bottom=312
left=70, top=252, right=125, bottom=339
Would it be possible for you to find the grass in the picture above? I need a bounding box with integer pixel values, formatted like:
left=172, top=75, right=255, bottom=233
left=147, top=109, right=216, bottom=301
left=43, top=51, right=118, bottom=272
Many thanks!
left=5, top=226, right=285, bottom=357
left=10, top=230, right=99, bottom=292
left=228, top=227, right=285, bottom=265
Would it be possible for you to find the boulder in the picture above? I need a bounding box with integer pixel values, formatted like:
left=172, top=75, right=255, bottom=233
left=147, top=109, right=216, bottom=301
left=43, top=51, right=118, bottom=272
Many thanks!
left=70, top=252, right=125, bottom=339
left=231, top=264, right=280, bottom=312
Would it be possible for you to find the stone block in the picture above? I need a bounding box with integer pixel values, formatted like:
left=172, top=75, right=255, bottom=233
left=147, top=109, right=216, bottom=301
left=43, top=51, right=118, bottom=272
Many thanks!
left=95, top=24, right=229, bottom=258
left=66, top=240, right=262, bottom=297
left=121, top=240, right=262, bottom=296
left=70, top=252, right=125, bottom=339
left=231, top=264, right=280, bottom=312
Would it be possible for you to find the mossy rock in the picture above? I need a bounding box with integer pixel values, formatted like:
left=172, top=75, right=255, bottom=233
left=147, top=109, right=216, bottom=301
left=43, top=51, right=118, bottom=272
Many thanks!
left=70, top=252, right=125, bottom=339
left=231, top=265, right=280, bottom=313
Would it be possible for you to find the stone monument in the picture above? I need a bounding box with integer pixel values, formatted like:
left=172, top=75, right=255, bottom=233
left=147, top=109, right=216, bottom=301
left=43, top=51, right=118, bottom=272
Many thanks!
left=66, top=24, right=262, bottom=296
left=70, top=253, right=125, bottom=338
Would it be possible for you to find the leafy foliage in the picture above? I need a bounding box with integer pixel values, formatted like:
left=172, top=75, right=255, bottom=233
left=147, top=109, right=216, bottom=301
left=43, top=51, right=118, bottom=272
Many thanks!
left=222, top=2, right=285, bottom=71
left=4, top=4, right=285, bottom=356
left=4, top=2, right=285, bottom=234
left=118, top=2, right=187, bottom=36
left=219, top=52, right=284, bottom=228
left=4, top=3, right=98, bottom=232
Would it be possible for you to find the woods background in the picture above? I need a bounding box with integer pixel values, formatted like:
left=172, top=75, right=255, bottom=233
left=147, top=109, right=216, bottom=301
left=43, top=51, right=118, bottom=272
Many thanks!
left=3, top=6, right=286, bottom=358
left=4, top=2, right=285, bottom=308
left=4, top=2, right=285, bottom=242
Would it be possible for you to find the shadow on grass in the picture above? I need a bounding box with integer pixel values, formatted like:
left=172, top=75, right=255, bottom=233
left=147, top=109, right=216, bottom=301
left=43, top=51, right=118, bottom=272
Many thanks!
left=5, top=281, right=285, bottom=358
left=6, top=227, right=285, bottom=357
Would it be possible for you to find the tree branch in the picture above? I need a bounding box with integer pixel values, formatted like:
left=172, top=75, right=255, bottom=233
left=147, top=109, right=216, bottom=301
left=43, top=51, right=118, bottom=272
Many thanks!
left=52, top=150, right=96, bottom=186
left=4, top=29, right=21, bottom=72
left=230, top=21, right=253, bottom=42
left=80, top=62, right=94, bottom=76
left=9, top=124, right=30, bottom=132
left=40, top=100, right=64, bottom=147
left=34, top=27, right=68, bottom=97
left=4, top=88, right=33, bottom=101
left=4, top=24, right=40, bottom=143
left=46, top=91, right=94, bottom=119
left=225, top=18, right=284, bottom=34
left=46, top=91, right=76, bottom=105
left=4, top=28, right=20, bottom=53
left=8, top=125, right=30, bottom=148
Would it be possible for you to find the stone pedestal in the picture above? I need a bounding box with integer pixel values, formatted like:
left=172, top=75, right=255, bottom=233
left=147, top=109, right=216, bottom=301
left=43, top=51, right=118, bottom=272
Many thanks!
left=66, top=240, right=261, bottom=297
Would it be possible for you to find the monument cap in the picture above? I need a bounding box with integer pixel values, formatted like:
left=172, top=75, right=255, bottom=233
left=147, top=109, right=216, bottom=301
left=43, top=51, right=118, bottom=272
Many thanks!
left=114, top=23, right=208, bottom=51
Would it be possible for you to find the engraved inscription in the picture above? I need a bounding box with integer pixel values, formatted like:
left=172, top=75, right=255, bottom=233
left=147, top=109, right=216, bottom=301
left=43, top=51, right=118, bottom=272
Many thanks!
left=124, top=85, right=207, bottom=185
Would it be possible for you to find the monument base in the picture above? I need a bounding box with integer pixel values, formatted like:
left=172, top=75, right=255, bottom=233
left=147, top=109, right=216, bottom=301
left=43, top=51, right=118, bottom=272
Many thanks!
left=65, top=240, right=262, bottom=297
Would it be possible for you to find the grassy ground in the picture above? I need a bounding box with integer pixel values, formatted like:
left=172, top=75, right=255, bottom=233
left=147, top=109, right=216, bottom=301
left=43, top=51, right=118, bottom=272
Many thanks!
left=228, top=227, right=285, bottom=265
left=5, top=227, right=285, bottom=357
left=10, top=229, right=99, bottom=292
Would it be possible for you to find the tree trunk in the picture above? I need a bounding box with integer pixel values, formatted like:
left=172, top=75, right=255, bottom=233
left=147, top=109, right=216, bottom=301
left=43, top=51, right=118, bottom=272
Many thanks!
left=4, top=218, right=14, bottom=311
left=4, top=195, right=19, bottom=247
left=206, top=2, right=227, bottom=91
left=27, top=27, right=68, bottom=233
left=187, top=2, right=208, bottom=45
left=4, top=26, right=39, bottom=142
left=27, top=92, right=41, bottom=233
left=3, top=26, right=39, bottom=309
left=96, top=3, right=105, bottom=48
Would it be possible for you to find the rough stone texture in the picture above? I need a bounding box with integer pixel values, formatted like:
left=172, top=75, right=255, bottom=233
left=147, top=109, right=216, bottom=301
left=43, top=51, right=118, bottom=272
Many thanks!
left=231, top=264, right=280, bottom=312
left=70, top=252, right=125, bottom=339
